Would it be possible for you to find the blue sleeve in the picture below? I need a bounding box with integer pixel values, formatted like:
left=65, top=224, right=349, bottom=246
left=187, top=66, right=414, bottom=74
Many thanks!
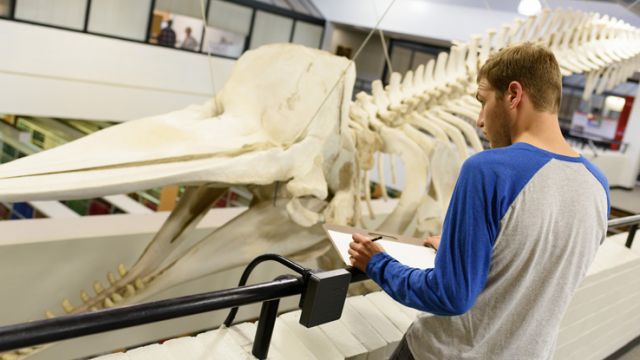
left=366, top=155, right=505, bottom=316
left=581, top=160, right=611, bottom=217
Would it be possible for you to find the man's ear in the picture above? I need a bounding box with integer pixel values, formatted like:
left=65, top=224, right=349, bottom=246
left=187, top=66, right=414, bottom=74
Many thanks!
left=507, top=81, right=523, bottom=109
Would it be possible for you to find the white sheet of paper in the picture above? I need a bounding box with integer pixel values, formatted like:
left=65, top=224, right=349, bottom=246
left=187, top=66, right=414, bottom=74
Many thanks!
left=327, top=230, right=436, bottom=269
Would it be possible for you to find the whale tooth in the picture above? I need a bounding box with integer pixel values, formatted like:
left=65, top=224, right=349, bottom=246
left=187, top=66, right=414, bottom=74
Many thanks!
left=80, top=290, right=91, bottom=303
left=118, top=264, right=127, bottom=277
left=124, top=284, right=136, bottom=298
left=93, top=281, right=104, bottom=294
left=134, top=278, right=145, bottom=290
left=111, top=293, right=123, bottom=304
left=107, top=272, right=117, bottom=286
left=62, top=299, right=74, bottom=313
left=45, top=310, right=55, bottom=319
left=104, top=297, right=115, bottom=308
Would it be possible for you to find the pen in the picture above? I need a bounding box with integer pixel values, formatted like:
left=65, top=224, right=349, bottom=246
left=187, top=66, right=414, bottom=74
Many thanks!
left=370, top=236, right=383, bottom=242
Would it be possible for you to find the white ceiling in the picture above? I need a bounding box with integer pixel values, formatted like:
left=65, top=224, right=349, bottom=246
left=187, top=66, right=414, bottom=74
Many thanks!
left=419, top=0, right=640, bottom=26
left=312, top=0, right=519, bottom=43
left=311, top=0, right=640, bottom=43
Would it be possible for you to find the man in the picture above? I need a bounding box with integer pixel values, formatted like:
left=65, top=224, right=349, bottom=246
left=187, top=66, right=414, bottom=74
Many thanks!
left=181, top=27, right=198, bottom=51
left=349, top=43, right=609, bottom=359
left=157, top=20, right=176, bottom=48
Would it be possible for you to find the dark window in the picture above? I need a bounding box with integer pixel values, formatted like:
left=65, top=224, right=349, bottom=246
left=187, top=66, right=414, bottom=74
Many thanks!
left=0, top=0, right=12, bottom=17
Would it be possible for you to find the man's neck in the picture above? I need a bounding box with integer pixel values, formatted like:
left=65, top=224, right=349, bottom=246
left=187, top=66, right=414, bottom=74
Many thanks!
left=511, top=112, right=579, bottom=157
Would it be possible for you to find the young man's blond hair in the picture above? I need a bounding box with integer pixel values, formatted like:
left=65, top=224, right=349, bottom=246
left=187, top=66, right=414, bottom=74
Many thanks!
left=478, top=42, right=562, bottom=113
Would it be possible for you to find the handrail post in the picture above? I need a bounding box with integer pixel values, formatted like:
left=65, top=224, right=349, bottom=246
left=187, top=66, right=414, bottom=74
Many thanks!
left=252, top=298, right=280, bottom=360
left=625, top=224, right=638, bottom=249
left=251, top=274, right=294, bottom=359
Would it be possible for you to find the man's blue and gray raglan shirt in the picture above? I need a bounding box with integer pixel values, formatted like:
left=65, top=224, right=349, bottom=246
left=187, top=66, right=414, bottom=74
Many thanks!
left=366, top=142, right=609, bottom=360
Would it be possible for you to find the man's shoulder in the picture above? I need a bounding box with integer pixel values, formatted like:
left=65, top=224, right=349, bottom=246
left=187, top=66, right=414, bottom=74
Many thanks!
left=460, top=145, right=553, bottom=192
left=459, top=146, right=555, bottom=218
left=580, top=157, right=609, bottom=190
left=462, top=146, right=532, bottom=175
left=466, top=147, right=513, bottom=166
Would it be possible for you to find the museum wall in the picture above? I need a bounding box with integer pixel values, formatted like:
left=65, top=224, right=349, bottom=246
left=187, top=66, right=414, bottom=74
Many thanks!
left=0, top=19, right=235, bottom=122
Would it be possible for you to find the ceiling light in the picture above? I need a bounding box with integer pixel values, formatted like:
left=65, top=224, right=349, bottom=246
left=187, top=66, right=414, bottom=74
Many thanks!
left=518, top=0, right=542, bottom=16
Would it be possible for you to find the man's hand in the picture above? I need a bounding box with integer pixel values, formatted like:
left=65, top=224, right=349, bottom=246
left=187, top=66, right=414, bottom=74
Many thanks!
left=348, top=233, right=385, bottom=271
left=424, top=235, right=441, bottom=251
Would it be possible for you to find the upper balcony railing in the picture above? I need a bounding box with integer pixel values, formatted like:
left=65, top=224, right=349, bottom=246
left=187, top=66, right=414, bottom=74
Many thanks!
left=0, top=0, right=325, bottom=60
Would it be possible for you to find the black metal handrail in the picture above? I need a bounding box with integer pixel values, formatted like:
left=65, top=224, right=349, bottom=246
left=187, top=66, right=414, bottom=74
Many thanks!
left=0, top=276, right=304, bottom=352
left=607, top=214, right=640, bottom=228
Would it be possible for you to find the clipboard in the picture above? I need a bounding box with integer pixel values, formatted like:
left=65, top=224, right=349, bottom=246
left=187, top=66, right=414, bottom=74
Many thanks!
left=323, top=224, right=436, bottom=270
